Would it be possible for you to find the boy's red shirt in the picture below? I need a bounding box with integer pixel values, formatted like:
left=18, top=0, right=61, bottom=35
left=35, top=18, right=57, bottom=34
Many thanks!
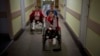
left=30, top=10, right=44, bottom=21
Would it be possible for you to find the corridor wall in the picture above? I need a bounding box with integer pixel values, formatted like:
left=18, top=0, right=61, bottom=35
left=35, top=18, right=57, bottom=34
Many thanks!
left=66, top=0, right=82, bottom=37
left=10, top=0, right=34, bottom=39
left=25, top=0, right=34, bottom=24
left=86, top=0, right=100, bottom=56
left=10, top=0, right=21, bottom=36
left=59, top=0, right=100, bottom=55
left=59, top=0, right=65, bottom=17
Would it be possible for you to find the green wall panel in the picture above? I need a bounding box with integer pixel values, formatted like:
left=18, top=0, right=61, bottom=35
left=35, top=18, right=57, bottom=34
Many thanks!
left=25, top=8, right=33, bottom=23
left=67, top=0, right=82, bottom=14
left=86, top=28, right=100, bottom=56
left=86, top=0, right=100, bottom=55
left=10, top=0, right=21, bottom=37
left=59, top=0, right=65, bottom=17
left=10, top=0, right=20, bottom=13
left=12, top=16, right=21, bottom=36
left=66, top=12, right=80, bottom=37
left=89, top=0, right=100, bottom=24
left=25, top=0, right=34, bottom=23
left=25, top=0, right=34, bottom=7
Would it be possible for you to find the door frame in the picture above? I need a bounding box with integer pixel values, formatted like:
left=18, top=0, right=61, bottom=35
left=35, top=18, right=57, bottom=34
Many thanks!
left=20, top=0, right=26, bottom=29
left=0, top=0, right=13, bottom=40
left=64, top=0, right=67, bottom=19
left=79, top=0, right=90, bottom=46
left=6, top=0, right=13, bottom=39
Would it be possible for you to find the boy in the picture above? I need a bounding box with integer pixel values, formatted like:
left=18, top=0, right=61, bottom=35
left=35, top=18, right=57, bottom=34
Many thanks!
left=30, top=6, right=45, bottom=32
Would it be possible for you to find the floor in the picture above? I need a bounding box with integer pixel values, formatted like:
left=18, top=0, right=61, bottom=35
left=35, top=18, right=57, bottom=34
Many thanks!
left=0, top=34, right=11, bottom=54
left=6, top=18, right=82, bottom=56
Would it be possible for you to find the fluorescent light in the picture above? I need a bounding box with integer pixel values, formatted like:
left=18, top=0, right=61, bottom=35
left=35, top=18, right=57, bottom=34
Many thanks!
left=52, top=0, right=54, bottom=1
left=43, top=0, right=45, bottom=1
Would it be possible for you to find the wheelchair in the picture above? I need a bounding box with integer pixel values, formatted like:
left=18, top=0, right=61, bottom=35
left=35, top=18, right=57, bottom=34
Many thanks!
left=30, top=17, right=45, bottom=34
left=42, top=25, right=61, bottom=51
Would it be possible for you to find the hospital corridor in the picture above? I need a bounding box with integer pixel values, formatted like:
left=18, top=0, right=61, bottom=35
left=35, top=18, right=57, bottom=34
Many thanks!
left=0, top=0, right=100, bottom=56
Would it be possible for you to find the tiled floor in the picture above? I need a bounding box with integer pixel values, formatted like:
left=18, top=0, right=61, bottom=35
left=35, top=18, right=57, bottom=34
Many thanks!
left=6, top=18, right=82, bottom=56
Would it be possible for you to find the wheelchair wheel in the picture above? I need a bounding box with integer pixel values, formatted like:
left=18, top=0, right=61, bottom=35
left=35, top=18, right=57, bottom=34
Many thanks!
left=42, top=28, right=54, bottom=51
left=54, top=29, right=61, bottom=51
left=42, top=28, right=62, bottom=51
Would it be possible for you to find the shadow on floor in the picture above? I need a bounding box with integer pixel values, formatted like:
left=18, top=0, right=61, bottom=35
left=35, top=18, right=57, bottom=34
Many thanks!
left=42, top=42, right=68, bottom=56
left=0, top=33, right=11, bottom=56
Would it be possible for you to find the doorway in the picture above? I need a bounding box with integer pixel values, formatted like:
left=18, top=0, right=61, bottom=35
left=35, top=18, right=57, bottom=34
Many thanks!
left=0, top=0, right=13, bottom=55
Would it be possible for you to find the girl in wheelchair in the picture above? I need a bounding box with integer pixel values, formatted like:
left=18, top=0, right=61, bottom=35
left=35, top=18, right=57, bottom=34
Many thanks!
left=43, top=11, right=61, bottom=51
